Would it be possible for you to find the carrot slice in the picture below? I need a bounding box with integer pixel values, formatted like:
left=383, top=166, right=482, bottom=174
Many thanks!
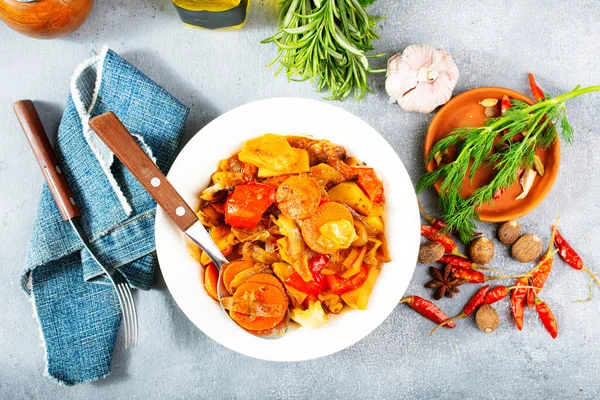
left=247, top=314, right=287, bottom=336
left=246, top=274, right=289, bottom=307
left=222, top=260, right=254, bottom=295
left=221, top=296, right=286, bottom=317
left=276, top=175, right=322, bottom=220
left=230, top=312, right=283, bottom=332
left=228, top=264, right=272, bottom=294
left=233, top=282, right=287, bottom=315
left=204, top=263, right=219, bottom=300
left=230, top=281, right=287, bottom=331
left=301, top=201, right=354, bottom=254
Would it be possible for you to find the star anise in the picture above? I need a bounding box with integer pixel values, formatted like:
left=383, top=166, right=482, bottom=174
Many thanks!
left=425, top=265, right=464, bottom=300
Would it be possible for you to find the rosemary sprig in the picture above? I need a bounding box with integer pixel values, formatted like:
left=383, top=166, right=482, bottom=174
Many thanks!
left=417, top=85, right=600, bottom=243
left=261, top=0, right=384, bottom=101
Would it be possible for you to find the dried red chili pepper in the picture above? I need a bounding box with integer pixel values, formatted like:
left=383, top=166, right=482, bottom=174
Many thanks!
left=528, top=73, right=546, bottom=102
left=418, top=201, right=481, bottom=237
left=530, top=221, right=560, bottom=294
left=493, top=187, right=506, bottom=201
left=531, top=253, right=557, bottom=292
left=430, top=285, right=490, bottom=335
left=420, top=225, right=467, bottom=258
left=483, top=284, right=540, bottom=305
left=554, top=228, right=600, bottom=288
left=511, top=277, right=529, bottom=330
left=500, top=95, right=512, bottom=115
left=484, top=285, right=510, bottom=305
left=417, top=200, right=447, bottom=231
left=452, top=268, right=526, bottom=284
left=527, top=287, right=536, bottom=309
left=535, top=298, right=558, bottom=339
left=399, top=296, right=456, bottom=329
left=439, top=255, right=502, bottom=274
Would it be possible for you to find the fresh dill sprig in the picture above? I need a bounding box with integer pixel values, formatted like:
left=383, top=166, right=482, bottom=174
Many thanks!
left=417, top=85, right=600, bottom=243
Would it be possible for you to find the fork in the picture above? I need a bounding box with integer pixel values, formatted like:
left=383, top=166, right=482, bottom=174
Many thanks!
left=14, top=100, right=138, bottom=349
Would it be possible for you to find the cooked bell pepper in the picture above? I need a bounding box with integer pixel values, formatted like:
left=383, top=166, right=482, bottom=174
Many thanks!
left=224, top=182, right=276, bottom=229
left=352, top=167, right=384, bottom=203
left=284, top=254, right=328, bottom=295
left=325, top=265, right=369, bottom=295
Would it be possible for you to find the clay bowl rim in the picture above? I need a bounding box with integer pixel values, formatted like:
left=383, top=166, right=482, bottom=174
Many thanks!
left=424, top=86, right=561, bottom=223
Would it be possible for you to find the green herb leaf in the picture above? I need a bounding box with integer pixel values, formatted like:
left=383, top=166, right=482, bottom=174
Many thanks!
left=262, top=0, right=384, bottom=101
left=417, top=85, right=600, bottom=243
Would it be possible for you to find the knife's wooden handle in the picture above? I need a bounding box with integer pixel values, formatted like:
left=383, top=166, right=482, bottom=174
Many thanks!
left=89, top=112, right=198, bottom=232
left=14, top=100, right=81, bottom=221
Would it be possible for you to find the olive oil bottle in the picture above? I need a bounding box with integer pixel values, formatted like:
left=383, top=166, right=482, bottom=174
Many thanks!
left=172, top=0, right=249, bottom=30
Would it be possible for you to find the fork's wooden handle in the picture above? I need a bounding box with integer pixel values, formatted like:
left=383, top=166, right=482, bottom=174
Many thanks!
left=88, top=112, right=198, bottom=232
left=14, top=100, right=81, bottom=221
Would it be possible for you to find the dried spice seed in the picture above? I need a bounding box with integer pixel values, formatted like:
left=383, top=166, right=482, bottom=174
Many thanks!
left=533, top=155, right=545, bottom=176
left=476, top=304, right=500, bottom=333
left=418, top=241, right=445, bottom=264
left=498, top=220, right=521, bottom=245
left=425, top=265, right=464, bottom=300
left=512, top=233, right=543, bottom=263
left=469, top=237, right=495, bottom=265
left=479, top=98, right=499, bottom=107
left=485, top=106, right=499, bottom=118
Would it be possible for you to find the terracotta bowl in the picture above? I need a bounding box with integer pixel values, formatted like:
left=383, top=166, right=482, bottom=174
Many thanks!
left=424, top=87, right=560, bottom=222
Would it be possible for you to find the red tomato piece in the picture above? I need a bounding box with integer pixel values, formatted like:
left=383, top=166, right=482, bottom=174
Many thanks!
left=352, top=167, right=384, bottom=203
left=324, top=266, right=369, bottom=295
left=224, top=183, right=276, bottom=228
left=284, top=254, right=329, bottom=295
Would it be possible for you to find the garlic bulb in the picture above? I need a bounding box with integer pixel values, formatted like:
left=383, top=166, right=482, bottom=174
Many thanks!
left=386, top=44, right=459, bottom=113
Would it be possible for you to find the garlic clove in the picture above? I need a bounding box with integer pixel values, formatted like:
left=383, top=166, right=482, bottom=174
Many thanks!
left=516, top=169, right=537, bottom=200
left=385, top=54, right=419, bottom=105
left=386, top=44, right=459, bottom=114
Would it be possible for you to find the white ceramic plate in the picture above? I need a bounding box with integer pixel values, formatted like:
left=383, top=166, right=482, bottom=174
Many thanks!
left=155, top=97, right=419, bottom=362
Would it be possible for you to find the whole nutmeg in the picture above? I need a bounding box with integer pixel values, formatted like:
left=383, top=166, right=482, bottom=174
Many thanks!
left=498, top=220, right=521, bottom=244
left=469, top=237, right=495, bottom=265
left=418, top=241, right=445, bottom=264
left=512, top=233, right=543, bottom=263
left=476, top=304, right=500, bottom=333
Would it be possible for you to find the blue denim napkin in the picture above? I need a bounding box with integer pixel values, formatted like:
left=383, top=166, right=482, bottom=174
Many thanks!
left=21, top=48, right=189, bottom=385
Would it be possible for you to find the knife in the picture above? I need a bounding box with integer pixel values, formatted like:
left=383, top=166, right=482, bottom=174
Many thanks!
left=87, top=112, right=229, bottom=269
left=14, top=100, right=138, bottom=348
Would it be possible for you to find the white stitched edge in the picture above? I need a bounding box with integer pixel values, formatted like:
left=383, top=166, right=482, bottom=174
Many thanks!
left=70, top=46, right=133, bottom=216
left=131, top=133, right=158, bottom=164
left=26, top=275, right=58, bottom=384
left=28, top=273, right=112, bottom=385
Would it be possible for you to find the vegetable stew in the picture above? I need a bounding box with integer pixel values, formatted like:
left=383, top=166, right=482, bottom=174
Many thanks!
left=196, top=134, right=391, bottom=335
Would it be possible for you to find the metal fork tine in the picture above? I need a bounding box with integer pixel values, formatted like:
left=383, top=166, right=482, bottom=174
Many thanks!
left=116, top=284, right=131, bottom=349
left=127, top=287, right=138, bottom=347
left=120, top=283, right=138, bottom=348
left=122, top=285, right=135, bottom=349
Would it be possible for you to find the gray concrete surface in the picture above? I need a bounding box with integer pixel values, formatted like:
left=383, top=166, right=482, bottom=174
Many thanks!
left=1, top=0, right=600, bottom=398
